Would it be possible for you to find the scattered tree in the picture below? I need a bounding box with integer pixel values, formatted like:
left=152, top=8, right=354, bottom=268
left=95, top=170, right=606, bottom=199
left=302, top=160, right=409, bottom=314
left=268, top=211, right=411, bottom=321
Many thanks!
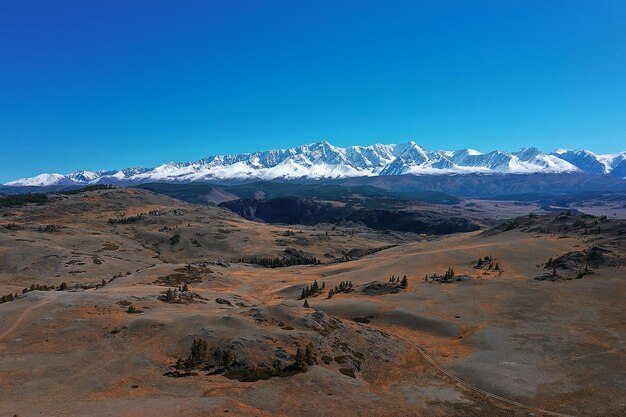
left=0, top=293, right=18, bottom=304
left=0, top=193, right=48, bottom=208
left=108, top=214, right=145, bottom=224
left=400, top=275, right=408, bottom=288
left=292, top=348, right=307, bottom=371
left=127, top=305, right=142, bottom=314
left=304, top=343, right=315, bottom=365
left=504, top=218, right=520, bottom=231
left=241, top=253, right=320, bottom=268
left=299, top=280, right=323, bottom=299
left=186, top=338, right=209, bottom=369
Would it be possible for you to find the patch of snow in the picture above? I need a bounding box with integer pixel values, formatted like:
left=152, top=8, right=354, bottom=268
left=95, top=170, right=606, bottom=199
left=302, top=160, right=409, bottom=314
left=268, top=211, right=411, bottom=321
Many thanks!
left=5, top=141, right=624, bottom=186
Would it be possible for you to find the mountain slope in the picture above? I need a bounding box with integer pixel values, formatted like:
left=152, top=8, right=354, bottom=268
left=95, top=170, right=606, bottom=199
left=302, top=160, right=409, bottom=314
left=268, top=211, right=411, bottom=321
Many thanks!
left=5, top=141, right=626, bottom=186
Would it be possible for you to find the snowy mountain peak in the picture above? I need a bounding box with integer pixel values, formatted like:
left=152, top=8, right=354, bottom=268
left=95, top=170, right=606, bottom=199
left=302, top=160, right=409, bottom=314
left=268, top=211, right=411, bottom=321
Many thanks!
left=550, top=149, right=607, bottom=174
left=7, top=173, right=69, bottom=187
left=5, top=141, right=626, bottom=186
left=514, top=147, right=542, bottom=160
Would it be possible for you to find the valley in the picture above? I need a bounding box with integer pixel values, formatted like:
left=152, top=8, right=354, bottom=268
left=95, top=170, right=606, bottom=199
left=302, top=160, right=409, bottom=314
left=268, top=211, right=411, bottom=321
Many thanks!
left=1, top=187, right=624, bottom=416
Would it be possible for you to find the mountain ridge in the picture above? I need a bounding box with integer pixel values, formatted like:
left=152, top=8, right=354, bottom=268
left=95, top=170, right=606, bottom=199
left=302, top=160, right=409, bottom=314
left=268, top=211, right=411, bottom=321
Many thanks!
left=6, top=141, right=626, bottom=186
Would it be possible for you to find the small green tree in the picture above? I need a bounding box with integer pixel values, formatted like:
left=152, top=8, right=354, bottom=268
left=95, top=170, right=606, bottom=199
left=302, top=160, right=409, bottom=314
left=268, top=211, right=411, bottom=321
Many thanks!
left=443, top=267, right=455, bottom=281
left=187, top=338, right=208, bottom=368
left=221, top=350, right=235, bottom=366
left=304, top=343, right=315, bottom=365
left=400, top=275, right=408, bottom=288
left=272, top=359, right=282, bottom=375
left=293, top=348, right=307, bottom=371
left=303, top=299, right=310, bottom=308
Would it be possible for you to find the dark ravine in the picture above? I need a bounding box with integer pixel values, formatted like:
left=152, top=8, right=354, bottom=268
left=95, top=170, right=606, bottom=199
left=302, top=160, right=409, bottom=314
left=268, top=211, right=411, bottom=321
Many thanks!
left=219, top=196, right=480, bottom=235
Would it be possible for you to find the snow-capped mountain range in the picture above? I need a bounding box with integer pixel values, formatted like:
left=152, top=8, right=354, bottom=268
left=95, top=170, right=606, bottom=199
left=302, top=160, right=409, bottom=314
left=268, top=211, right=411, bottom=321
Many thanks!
left=5, top=141, right=626, bottom=187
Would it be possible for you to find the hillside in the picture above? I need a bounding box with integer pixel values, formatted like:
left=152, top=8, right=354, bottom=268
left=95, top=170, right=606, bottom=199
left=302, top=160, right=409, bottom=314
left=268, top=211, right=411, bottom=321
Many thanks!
left=0, top=188, right=624, bottom=417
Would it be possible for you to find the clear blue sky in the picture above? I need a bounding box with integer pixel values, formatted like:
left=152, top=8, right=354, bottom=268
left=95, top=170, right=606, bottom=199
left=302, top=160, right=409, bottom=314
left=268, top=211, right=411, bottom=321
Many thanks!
left=1, top=0, right=625, bottom=182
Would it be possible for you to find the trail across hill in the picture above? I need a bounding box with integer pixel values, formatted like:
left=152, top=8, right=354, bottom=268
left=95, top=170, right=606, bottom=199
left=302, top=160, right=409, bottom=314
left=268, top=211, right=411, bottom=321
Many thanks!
left=0, top=297, right=53, bottom=342
left=373, top=326, right=576, bottom=417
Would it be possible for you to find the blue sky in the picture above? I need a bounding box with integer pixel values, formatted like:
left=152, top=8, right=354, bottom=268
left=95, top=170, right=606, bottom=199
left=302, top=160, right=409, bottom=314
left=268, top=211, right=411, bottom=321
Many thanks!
left=1, top=0, right=625, bottom=182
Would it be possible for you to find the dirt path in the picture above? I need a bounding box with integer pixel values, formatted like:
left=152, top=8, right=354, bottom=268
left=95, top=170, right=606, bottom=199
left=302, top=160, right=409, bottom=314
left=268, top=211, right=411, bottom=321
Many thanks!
left=0, top=297, right=52, bottom=342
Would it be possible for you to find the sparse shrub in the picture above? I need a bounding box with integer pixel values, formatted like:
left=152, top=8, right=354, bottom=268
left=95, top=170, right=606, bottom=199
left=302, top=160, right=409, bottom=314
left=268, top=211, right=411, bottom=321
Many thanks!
left=23, top=283, right=58, bottom=293
left=127, top=305, right=142, bottom=314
